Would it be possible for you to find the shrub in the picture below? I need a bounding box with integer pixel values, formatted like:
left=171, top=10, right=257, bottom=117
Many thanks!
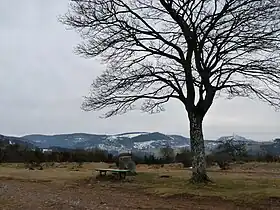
left=175, top=148, right=192, bottom=167
left=217, top=161, right=230, bottom=170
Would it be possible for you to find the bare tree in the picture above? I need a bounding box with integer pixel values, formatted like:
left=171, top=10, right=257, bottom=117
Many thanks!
left=60, top=0, right=280, bottom=183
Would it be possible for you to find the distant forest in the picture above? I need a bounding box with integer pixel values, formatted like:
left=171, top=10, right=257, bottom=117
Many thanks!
left=1, top=140, right=280, bottom=170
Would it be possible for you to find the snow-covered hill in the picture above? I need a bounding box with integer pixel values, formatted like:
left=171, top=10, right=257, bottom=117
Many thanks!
left=217, top=134, right=255, bottom=143
left=0, top=135, right=36, bottom=149
left=2, top=132, right=275, bottom=155
left=22, top=132, right=190, bottom=153
left=20, top=132, right=260, bottom=153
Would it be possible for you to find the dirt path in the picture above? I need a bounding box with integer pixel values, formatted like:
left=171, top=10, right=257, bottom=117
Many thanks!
left=0, top=180, right=278, bottom=210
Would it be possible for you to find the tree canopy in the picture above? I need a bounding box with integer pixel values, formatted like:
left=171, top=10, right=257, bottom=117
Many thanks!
left=61, top=0, right=280, bottom=183
left=62, top=0, right=280, bottom=117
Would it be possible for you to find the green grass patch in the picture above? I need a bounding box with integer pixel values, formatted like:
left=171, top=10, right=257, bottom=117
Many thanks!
left=134, top=171, right=280, bottom=204
left=0, top=163, right=25, bottom=168
left=0, top=198, right=17, bottom=208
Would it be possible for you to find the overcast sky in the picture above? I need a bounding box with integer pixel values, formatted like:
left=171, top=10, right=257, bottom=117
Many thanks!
left=0, top=0, right=279, bottom=141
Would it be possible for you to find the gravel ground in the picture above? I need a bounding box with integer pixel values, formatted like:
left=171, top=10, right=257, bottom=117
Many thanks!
left=0, top=180, right=279, bottom=210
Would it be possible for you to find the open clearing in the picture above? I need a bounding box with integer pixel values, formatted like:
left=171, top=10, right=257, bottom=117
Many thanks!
left=1, top=162, right=280, bottom=209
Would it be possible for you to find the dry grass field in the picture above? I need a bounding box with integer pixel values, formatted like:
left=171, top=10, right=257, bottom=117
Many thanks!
left=1, top=162, right=280, bottom=209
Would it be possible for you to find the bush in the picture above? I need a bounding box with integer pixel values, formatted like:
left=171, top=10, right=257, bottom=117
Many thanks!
left=217, top=161, right=230, bottom=170
left=175, top=148, right=192, bottom=167
left=209, top=152, right=233, bottom=170
left=205, top=155, right=216, bottom=167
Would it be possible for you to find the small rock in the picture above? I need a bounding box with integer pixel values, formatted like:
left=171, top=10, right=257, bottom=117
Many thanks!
left=159, top=175, right=171, bottom=178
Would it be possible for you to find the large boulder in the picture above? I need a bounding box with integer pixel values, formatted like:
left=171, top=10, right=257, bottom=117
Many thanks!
left=118, top=155, right=137, bottom=175
left=127, top=160, right=136, bottom=175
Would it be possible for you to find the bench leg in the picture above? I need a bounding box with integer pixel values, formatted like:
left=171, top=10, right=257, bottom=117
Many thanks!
left=119, top=172, right=126, bottom=180
left=99, top=171, right=107, bottom=176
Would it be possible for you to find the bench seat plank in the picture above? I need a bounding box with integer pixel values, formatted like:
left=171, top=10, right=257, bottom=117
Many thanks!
left=95, top=168, right=130, bottom=172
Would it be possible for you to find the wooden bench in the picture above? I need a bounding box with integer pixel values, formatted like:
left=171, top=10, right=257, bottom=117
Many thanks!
left=95, top=168, right=130, bottom=180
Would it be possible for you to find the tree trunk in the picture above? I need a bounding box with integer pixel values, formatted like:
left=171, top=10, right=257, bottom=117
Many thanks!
left=189, top=112, right=211, bottom=183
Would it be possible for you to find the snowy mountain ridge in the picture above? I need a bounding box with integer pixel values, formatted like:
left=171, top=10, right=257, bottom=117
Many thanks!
left=18, top=132, right=257, bottom=153
left=0, top=132, right=266, bottom=153
left=1, top=132, right=279, bottom=156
